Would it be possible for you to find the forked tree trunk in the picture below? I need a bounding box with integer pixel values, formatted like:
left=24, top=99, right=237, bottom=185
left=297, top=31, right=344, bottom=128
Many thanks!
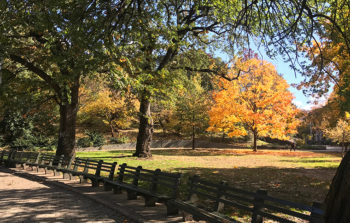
left=134, top=92, right=153, bottom=158
left=56, top=81, right=79, bottom=159
left=325, top=151, right=350, bottom=222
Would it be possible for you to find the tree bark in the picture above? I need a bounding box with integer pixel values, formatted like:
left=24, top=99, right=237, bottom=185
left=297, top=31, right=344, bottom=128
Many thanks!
left=325, top=151, right=350, bottom=222
left=56, top=81, right=79, bottom=159
left=134, top=92, right=153, bottom=158
left=253, top=129, right=258, bottom=152
left=192, top=111, right=195, bottom=150
left=192, top=125, right=196, bottom=150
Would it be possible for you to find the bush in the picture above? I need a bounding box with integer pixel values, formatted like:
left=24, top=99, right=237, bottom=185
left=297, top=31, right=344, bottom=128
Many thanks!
left=295, top=138, right=304, bottom=147
left=76, top=131, right=105, bottom=148
left=10, top=135, right=35, bottom=150
left=86, top=131, right=105, bottom=147
left=109, top=136, right=129, bottom=144
left=77, top=137, right=94, bottom=148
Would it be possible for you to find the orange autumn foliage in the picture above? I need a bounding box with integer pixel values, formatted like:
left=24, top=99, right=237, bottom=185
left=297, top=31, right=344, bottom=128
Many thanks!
left=208, top=58, right=300, bottom=149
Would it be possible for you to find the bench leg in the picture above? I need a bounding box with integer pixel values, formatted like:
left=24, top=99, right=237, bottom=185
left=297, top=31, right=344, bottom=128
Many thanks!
left=79, top=175, right=89, bottom=184
left=144, top=196, right=157, bottom=207
left=53, top=169, right=60, bottom=176
left=63, top=172, right=71, bottom=180
left=166, top=201, right=179, bottom=216
left=104, top=182, right=113, bottom=191
left=182, top=211, right=194, bottom=222
left=127, top=190, right=137, bottom=200
left=91, top=179, right=99, bottom=187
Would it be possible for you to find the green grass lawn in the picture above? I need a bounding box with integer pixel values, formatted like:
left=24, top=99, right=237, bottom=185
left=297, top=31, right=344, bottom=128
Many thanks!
left=77, top=148, right=341, bottom=205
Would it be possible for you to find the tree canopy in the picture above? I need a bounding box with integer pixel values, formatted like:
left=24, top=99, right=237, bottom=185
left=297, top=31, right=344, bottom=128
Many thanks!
left=208, top=57, right=299, bottom=151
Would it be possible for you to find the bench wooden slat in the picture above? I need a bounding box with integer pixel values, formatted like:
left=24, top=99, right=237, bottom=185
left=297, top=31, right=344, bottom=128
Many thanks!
left=103, top=164, right=181, bottom=215
left=171, top=175, right=323, bottom=223
left=262, top=203, right=311, bottom=220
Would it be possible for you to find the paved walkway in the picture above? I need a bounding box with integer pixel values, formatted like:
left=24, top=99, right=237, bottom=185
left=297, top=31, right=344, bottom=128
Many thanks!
left=0, top=167, right=128, bottom=223
left=0, top=166, right=185, bottom=223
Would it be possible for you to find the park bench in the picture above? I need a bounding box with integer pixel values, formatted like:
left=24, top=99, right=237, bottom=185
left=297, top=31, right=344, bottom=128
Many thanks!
left=0, top=150, right=11, bottom=165
left=28, top=153, right=57, bottom=173
left=103, top=163, right=182, bottom=215
left=18, top=152, right=41, bottom=169
left=168, top=175, right=324, bottom=223
left=10, top=151, right=38, bottom=167
left=38, top=154, right=65, bottom=175
left=3, top=150, right=19, bottom=167
left=61, top=157, right=117, bottom=187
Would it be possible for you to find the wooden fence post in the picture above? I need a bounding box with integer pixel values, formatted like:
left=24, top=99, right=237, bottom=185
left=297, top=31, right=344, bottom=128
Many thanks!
left=251, top=189, right=267, bottom=223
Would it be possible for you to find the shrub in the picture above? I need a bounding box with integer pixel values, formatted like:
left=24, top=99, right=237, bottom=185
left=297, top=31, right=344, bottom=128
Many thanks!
left=10, top=136, right=35, bottom=150
left=109, top=136, right=129, bottom=144
left=77, top=137, right=93, bottom=148
left=86, top=131, right=105, bottom=147
left=76, top=131, right=105, bottom=148
left=295, top=138, right=304, bottom=147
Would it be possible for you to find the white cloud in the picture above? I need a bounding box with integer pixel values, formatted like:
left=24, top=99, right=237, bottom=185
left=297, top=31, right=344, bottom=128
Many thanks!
left=293, top=100, right=313, bottom=110
left=293, top=100, right=303, bottom=107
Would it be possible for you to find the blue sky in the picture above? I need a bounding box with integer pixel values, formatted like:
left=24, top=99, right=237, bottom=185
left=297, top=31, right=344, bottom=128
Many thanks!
left=265, top=56, right=313, bottom=110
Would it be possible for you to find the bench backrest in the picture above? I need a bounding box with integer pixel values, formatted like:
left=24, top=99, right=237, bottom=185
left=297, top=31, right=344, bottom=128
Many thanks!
left=72, top=158, right=116, bottom=178
left=117, top=163, right=181, bottom=199
left=99, top=161, right=117, bottom=180
left=26, top=152, right=41, bottom=163
left=188, top=175, right=324, bottom=223
left=38, top=154, right=55, bottom=165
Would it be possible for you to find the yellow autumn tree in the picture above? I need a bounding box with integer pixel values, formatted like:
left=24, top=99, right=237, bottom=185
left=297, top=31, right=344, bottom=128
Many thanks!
left=79, top=85, right=138, bottom=138
left=208, top=57, right=300, bottom=151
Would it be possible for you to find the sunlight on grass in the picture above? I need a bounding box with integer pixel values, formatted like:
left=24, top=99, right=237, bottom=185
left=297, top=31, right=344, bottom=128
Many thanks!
left=76, top=149, right=341, bottom=204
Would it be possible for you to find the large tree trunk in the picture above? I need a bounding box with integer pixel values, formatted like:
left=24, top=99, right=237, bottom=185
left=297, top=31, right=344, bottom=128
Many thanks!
left=56, top=81, right=79, bottom=159
left=325, top=151, right=350, bottom=222
left=253, top=129, right=258, bottom=152
left=134, top=92, right=153, bottom=158
left=192, top=111, right=195, bottom=150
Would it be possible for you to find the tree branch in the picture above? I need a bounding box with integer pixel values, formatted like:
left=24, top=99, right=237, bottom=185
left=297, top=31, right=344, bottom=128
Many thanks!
left=171, top=66, right=249, bottom=81
left=9, top=54, right=61, bottom=95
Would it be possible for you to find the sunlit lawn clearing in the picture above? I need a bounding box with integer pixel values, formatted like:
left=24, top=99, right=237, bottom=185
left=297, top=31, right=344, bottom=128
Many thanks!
left=77, top=149, right=341, bottom=205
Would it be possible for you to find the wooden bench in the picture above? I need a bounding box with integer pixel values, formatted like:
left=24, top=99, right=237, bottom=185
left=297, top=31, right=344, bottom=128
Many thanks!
left=61, top=157, right=117, bottom=187
left=168, top=175, right=324, bottom=223
left=11, top=151, right=39, bottom=168
left=3, top=150, right=18, bottom=167
left=0, top=150, right=11, bottom=166
left=29, top=153, right=57, bottom=173
left=38, top=154, right=65, bottom=175
left=103, top=163, right=182, bottom=215
left=26, top=152, right=42, bottom=169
